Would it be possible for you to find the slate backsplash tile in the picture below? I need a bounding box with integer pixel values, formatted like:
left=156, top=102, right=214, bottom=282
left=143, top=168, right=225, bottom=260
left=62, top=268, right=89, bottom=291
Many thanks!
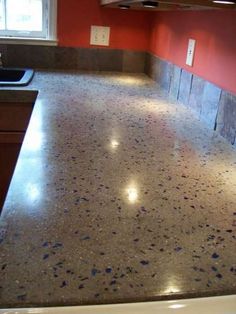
left=216, top=91, right=236, bottom=144
left=77, top=48, right=99, bottom=71
left=169, top=65, right=181, bottom=101
left=7, top=45, right=32, bottom=67
left=54, top=47, right=78, bottom=69
left=147, top=54, right=161, bottom=83
left=144, top=52, right=151, bottom=76
left=178, top=69, right=193, bottom=106
left=123, top=51, right=145, bottom=73
left=6, top=45, right=55, bottom=68
left=200, top=82, right=221, bottom=130
left=159, top=60, right=173, bottom=92
left=98, top=49, right=123, bottom=72
left=29, top=46, right=56, bottom=69
left=188, top=75, right=205, bottom=118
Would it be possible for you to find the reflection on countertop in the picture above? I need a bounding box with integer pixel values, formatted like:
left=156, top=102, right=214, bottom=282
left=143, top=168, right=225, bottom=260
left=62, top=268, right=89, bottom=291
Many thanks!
left=0, top=70, right=236, bottom=308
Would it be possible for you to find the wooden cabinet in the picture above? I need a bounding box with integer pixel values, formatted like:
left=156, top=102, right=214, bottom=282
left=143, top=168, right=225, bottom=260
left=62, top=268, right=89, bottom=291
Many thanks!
left=0, top=133, right=24, bottom=209
left=0, top=92, right=37, bottom=212
left=0, top=102, right=33, bottom=131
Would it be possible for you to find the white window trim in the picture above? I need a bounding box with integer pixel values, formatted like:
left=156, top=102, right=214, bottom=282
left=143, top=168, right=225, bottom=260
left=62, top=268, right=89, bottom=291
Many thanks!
left=0, top=0, right=58, bottom=46
left=0, top=37, right=58, bottom=45
left=47, top=0, right=57, bottom=41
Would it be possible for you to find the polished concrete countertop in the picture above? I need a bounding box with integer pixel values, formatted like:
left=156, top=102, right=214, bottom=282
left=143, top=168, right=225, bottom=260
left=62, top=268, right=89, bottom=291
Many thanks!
left=0, top=71, right=236, bottom=308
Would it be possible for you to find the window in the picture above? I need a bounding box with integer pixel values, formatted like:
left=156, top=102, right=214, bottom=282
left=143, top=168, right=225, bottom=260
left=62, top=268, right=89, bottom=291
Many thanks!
left=0, top=0, right=57, bottom=41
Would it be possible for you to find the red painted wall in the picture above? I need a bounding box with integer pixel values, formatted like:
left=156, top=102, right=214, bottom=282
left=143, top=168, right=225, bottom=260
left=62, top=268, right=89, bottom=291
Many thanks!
left=57, top=0, right=150, bottom=51
left=149, top=11, right=236, bottom=94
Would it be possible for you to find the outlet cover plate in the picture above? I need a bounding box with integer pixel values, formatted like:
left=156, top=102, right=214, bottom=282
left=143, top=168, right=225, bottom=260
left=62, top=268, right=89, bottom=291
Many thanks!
left=90, top=26, right=110, bottom=46
left=186, top=39, right=196, bottom=67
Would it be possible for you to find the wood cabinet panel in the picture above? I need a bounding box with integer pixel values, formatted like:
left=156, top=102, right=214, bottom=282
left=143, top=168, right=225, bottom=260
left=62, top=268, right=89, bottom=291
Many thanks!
left=0, top=102, right=33, bottom=131
left=0, top=136, right=23, bottom=210
left=0, top=93, right=36, bottom=212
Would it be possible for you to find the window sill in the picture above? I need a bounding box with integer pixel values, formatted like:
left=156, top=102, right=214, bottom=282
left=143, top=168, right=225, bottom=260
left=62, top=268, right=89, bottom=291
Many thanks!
left=0, top=37, right=58, bottom=46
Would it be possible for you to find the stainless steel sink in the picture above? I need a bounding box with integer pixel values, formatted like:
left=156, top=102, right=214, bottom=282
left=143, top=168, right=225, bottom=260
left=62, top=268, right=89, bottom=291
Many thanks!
left=0, top=68, right=34, bottom=86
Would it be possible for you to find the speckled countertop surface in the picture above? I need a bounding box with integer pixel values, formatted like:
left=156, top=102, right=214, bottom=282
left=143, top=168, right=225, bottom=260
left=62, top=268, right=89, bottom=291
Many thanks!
left=0, top=71, right=236, bottom=308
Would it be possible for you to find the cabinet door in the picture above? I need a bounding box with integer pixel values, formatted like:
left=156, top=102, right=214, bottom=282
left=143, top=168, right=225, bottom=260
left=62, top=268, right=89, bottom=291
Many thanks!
left=0, top=133, right=24, bottom=211
left=0, top=102, right=33, bottom=131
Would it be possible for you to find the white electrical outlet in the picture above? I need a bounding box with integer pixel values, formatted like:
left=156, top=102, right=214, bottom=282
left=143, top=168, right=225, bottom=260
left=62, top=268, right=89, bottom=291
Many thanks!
left=186, top=39, right=196, bottom=67
left=90, top=26, right=110, bottom=46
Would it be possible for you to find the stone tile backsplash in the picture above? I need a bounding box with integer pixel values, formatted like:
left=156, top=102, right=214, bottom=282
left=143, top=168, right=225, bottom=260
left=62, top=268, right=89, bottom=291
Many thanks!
left=178, top=69, right=193, bottom=106
left=0, top=44, right=145, bottom=73
left=201, top=82, right=221, bottom=130
left=216, top=91, right=236, bottom=145
left=169, top=65, right=181, bottom=101
left=188, top=75, right=205, bottom=119
left=145, top=52, right=236, bottom=147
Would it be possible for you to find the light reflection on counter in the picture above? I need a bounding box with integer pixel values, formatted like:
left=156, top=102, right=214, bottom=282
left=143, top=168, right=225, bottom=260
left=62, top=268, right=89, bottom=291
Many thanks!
left=24, top=99, right=44, bottom=152
left=125, top=183, right=139, bottom=204
left=25, top=182, right=41, bottom=203
left=162, top=276, right=181, bottom=295
left=27, top=309, right=45, bottom=313
left=110, top=139, right=119, bottom=150
left=114, top=76, right=147, bottom=86
left=24, top=131, right=43, bottom=152
left=127, top=187, right=138, bottom=203
left=8, top=100, right=45, bottom=214
left=168, top=303, right=187, bottom=309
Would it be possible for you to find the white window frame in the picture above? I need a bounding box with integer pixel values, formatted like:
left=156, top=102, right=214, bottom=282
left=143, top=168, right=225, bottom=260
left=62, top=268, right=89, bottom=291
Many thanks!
left=0, top=0, right=57, bottom=46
